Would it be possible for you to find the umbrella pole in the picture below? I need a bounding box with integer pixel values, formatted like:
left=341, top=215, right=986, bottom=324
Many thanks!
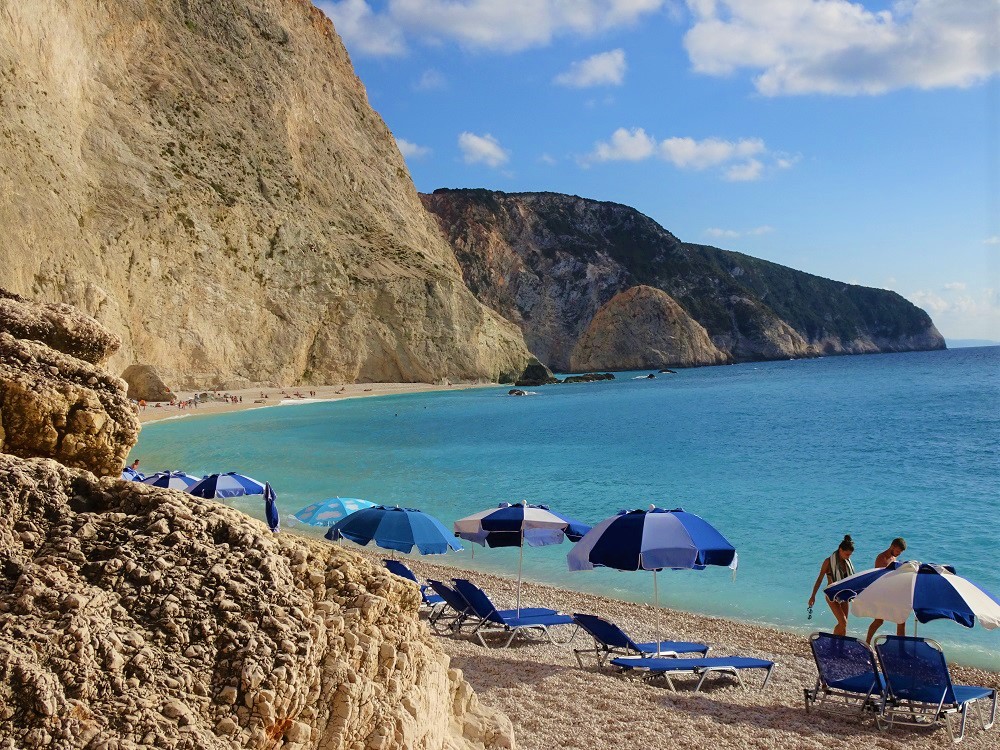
left=516, top=531, right=524, bottom=615
left=654, top=568, right=661, bottom=656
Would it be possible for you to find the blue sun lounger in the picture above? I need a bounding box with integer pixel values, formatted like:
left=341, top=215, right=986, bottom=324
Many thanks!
left=804, top=632, right=885, bottom=716
left=383, top=559, right=444, bottom=609
left=611, top=655, right=775, bottom=692
left=874, top=635, right=997, bottom=743
left=426, top=579, right=476, bottom=634
left=452, top=578, right=577, bottom=648
left=571, top=613, right=710, bottom=667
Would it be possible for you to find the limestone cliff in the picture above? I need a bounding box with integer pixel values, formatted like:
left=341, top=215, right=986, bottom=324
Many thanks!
left=571, top=286, right=727, bottom=371
left=0, top=0, right=529, bottom=388
left=422, top=189, right=946, bottom=371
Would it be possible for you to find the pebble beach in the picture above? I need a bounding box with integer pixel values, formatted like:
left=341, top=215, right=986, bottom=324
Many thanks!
left=352, top=549, right=1000, bottom=750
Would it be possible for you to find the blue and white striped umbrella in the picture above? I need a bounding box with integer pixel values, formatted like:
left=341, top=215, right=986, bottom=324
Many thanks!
left=455, top=502, right=591, bottom=612
left=294, top=497, right=375, bottom=526
left=122, top=467, right=145, bottom=481
left=846, top=561, right=1000, bottom=630
left=568, top=506, right=737, bottom=654
left=568, top=506, right=737, bottom=572
left=825, top=561, right=904, bottom=602
left=140, top=471, right=200, bottom=490
left=187, top=472, right=266, bottom=499
left=325, top=505, right=462, bottom=555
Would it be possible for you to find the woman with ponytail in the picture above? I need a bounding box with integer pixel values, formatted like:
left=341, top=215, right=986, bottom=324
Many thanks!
left=808, top=535, right=856, bottom=635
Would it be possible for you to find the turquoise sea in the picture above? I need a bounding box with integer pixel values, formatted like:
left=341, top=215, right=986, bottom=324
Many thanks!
left=132, top=347, right=1000, bottom=669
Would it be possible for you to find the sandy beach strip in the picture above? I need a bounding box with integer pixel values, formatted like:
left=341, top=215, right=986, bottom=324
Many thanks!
left=348, top=548, right=1000, bottom=750
left=136, top=381, right=492, bottom=424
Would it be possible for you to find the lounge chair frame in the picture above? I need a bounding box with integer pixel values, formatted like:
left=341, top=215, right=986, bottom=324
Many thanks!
left=452, top=578, right=579, bottom=649
left=804, top=631, right=884, bottom=717
left=612, top=655, right=775, bottom=692
left=874, top=635, right=997, bottom=744
left=425, top=580, right=475, bottom=635
left=571, top=613, right=709, bottom=668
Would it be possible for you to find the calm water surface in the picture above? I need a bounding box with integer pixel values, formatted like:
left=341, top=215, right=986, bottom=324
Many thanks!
left=133, top=347, right=1000, bottom=668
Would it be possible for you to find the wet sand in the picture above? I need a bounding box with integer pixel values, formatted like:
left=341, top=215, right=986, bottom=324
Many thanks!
left=136, top=381, right=490, bottom=424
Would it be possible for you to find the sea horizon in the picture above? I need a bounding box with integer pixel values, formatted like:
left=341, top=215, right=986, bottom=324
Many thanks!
left=133, top=346, right=1000, bottom=670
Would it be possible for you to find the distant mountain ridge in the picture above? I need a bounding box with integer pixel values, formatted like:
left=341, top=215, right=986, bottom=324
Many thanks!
left=421, top=188, right=946, bottom=371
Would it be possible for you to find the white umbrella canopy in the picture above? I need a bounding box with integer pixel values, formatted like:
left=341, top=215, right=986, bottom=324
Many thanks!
left=850, top=561, right=1000, bottom=629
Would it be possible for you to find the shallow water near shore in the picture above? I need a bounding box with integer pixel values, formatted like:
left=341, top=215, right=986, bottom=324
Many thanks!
left=133, top=346, right=1000, bottom=669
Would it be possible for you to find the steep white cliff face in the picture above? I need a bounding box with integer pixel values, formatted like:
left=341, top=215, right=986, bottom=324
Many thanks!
left=0, top=0, right=529, bottom=388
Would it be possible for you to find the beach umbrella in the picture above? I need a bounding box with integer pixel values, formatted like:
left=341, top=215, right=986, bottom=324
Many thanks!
left=294, top=497, right=376, bottom=526
left=454, top=501, right=590, bottom=613
left=841, top=561, right=1000, bottom=631
left=325, top=505, right=463, bottom=556
left=140, top=471, right=199, bottom=490
left=122, top=467, right=145, bottom=481
left=568, top=506, right=737, bottom=654
left=187, top=472, right=266, bottom=499
left=264, top=482, right=279, bottom=533
left=824, top=561, right=906, bottom=602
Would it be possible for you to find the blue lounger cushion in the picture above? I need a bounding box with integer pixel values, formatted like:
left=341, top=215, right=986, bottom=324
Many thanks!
left=611, top=656, right=775, bottom=692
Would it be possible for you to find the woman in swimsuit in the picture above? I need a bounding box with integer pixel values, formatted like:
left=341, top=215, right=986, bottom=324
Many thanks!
left=808, top=535, right=855, bottom=636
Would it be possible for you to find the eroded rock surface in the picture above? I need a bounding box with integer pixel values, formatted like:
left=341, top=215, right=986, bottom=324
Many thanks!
left=571, top=286, right=728, bottom=371
left=0, top=290, right=138, bottom=477
left=0, top=455, right=514, bottom=750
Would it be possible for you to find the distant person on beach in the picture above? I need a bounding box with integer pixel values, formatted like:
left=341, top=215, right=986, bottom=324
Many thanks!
left=130, top=460, right=140, bottom=472
left=866, top=537, right=908, bottom=643
left=808, top=535, right=856, bottom=636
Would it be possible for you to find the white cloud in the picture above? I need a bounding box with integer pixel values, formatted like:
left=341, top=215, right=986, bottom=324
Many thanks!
left=319, top=0, right=666, bottom=56
left=724, top=158, right=764, bottom=182
left=554, top=49, right=627, bottom=87
left=539, top=153, right=558, bottom=165
left=660, top=136, right=764, bottom=169
left=590, top=127, right=657, bottom=162
left=458, top=132, right=510, bottom=167
left=683, top=0, right=1000, bottom=96
left=705, top=225, right=773, bottom=239
left=319, top=0, right=406, bottom=56
left=395, top=137, right=431, bottom=159
left=414, top=69, right=446, bottom=91
left=909, top=289, right=949, bottom=314
left=984, top=235, right=1000, bottom=245
left=585, top=129, right=784, bottom=180
left=943, top=281, right=967, bottom=291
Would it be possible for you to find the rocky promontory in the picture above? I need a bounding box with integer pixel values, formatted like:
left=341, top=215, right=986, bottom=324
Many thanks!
left=571, top=285, right=728, bottom=371
left=422, top=189, right=946, bottom=371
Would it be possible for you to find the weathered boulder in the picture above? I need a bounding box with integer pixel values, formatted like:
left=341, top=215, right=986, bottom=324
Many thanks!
left=560, top=373, right=615, bottom=384
left=121, top=364, right=173, bottom=402
left=570, top=286, right=729, bottom=371
left=0, top=454, right=515, bottom=750
left=0, top=290, right=139, bottom=477
left=514, top=358, right=558, bottom=387
left=0, top=289, right=120, bottom=366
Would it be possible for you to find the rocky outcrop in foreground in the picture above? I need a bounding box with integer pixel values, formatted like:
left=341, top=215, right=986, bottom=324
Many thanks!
left=0, top=456, right=512, bottom=750
left=571, top=286, right=728, bottom=371
left=0, top=289, right=139, bottom=477
left=0, top=0, right=529, bottom=387
left=422, top=189, right=946, bottom=371
left=0, top=292, right=513, bottom=749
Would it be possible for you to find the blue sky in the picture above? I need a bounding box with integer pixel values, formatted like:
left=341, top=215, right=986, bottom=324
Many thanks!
left=316, top=0, right=1000, bottom=340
